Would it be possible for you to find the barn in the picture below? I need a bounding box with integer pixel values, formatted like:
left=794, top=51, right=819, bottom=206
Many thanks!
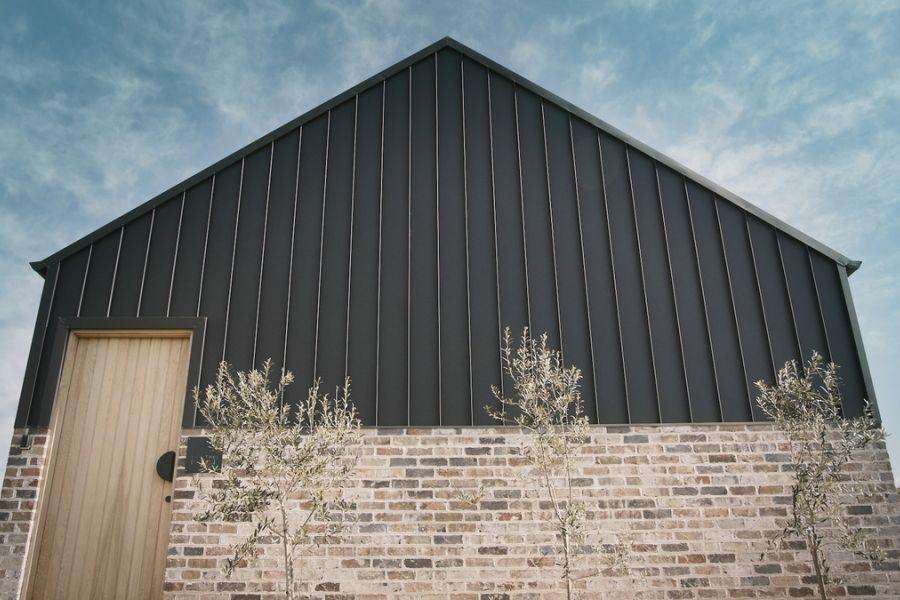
left=3, top=37, right=897, bottom=599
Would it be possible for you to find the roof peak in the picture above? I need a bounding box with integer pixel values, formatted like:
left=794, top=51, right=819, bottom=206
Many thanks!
left=30, top=36, right=860, bottom=276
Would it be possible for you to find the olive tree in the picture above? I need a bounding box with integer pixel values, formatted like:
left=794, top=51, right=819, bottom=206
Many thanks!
left=756, top=352, right=884, bottom=600
left=193, top=360, right=361, bottom=600
left=488, top=328, right=630, bottom=598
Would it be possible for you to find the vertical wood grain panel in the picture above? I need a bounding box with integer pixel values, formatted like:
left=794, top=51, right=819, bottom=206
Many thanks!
left=28, top=333, right=190, bottom=600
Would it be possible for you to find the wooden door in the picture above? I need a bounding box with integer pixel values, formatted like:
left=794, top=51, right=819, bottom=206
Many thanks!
left=26, top=331, right=191, bottom=600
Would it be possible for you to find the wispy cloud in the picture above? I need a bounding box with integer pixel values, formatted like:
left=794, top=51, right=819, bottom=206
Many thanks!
left=1, top=1, right=898, bottom=474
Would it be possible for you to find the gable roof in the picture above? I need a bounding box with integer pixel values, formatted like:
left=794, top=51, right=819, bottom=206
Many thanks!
left=30, top=36, right=860, bottom=276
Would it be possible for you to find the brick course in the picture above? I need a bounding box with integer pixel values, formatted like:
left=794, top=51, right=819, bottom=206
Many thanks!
left=164, top=425, right=900, bottom=599
left=0, top=429, right=48, bottom=600
left=3, top=424, right=900, bottom=599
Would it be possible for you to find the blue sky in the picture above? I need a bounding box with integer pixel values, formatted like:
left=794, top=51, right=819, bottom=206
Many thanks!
left=1, top=1, right=898, bottom=470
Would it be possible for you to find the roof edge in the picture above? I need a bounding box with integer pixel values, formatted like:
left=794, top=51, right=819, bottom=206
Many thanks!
left=31, top=35, right=861, bottom=276
left=440, top=38, right=861, bottom=275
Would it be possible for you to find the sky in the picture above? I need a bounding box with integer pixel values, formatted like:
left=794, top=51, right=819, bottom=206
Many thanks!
left=1, top=1, right=898, bottom=471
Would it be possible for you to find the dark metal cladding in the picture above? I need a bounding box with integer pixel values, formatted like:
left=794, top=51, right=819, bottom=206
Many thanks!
left=376, top=71, right=410, bottom=426
left=16, top=38, right=876, bottom=428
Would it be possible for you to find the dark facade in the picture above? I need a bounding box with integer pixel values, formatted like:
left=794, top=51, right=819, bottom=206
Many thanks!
left=16, top=38, right=876, bottom=429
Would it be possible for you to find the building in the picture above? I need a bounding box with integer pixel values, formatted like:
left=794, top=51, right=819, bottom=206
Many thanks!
left=2, top=37, right=897, bottom=599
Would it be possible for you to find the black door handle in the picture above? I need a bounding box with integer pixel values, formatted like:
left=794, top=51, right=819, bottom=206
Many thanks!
left=156, top=450, right=176, bottom=482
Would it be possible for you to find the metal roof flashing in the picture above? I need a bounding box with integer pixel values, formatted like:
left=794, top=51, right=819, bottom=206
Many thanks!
left=29, top=36, right=860, bottom=276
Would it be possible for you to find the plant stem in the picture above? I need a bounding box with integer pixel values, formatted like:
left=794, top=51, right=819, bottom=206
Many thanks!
left=563, top=527, right=573, bottom=600
left=280, top=503, right=293, bottom=600
left=807, top=532, right=828, bottom=600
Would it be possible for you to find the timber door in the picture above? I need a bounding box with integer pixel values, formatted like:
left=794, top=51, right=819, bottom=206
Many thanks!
left=26, top=331, right=191, bottom=600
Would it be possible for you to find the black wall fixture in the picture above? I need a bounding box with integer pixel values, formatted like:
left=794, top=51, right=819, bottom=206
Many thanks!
left=17, top=38, right=876, bottom=428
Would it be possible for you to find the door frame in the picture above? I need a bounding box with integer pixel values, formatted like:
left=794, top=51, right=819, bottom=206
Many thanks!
left=19, top=316, right=206, bottom=599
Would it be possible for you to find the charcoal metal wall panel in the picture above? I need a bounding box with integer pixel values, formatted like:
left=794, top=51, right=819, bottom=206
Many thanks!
left=747, top=216, right=801, bottom=370
left=168, top=178, right=213, bottom=317
left=253, top=130, right=301, bottom=373
left=810, top=252, right=867, bottom=417
left=109, top=212, right=152, bottom=317
left=316, top=99, right=356, bottom=394
left=780, top=234, right=830, bottom=363
left=571, top=119, right=627, bottom=423
left=543, top=103, right=595, bottom=421
left=488, top=73, right=529, bottom=406
left=687, top=183, right=750, bottom=422
left=717, top=199, right=774, bottom=421
left=79, top=231, right=119, bottom=317
left=33, top=249, right=89, bottom=424
left=656, top=166, right=718, bottom=422
left=376, top=71, right=410, bottom=425
left=224, top=145, right=272, bottom=372
left=15, top=261, right=58, bottom=426
left=600, top=134, right=657, bottom=423
left=347, top=85, right=383, bottom=425
left=284, top=114, right=328, bottom=411
left=408, top=56, right=440, bottom=425
left=517, top=90, right=560, bottom=350
left=436, top=48, right=472, bottom=426
left=17, top=40, right=874, bottom=428
left=629, top=152, right=690, bottom=423
left=196, top=160, right=242, bottom=401
left=463, top=58, right=502, bottom=426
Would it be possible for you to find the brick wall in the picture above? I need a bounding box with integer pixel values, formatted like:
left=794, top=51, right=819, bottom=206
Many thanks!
left=164, top=425, right=900, bottom=599
left=0, top=428, right=47, bottom=599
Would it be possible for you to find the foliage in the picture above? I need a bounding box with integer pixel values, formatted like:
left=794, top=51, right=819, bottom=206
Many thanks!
left=755, top=352, right=884, bottom=600
left=193, top=360, right=361, bottom=600
left=488, top=327, right=630, bottom=598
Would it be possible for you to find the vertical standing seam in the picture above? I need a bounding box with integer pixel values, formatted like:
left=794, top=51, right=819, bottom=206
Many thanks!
left=434, top=52, right=443, bottom=426
left=806, top=248, right=834, bottom=361
left=23, top=263, right=59, bottom=427
left=485, top=70, right=504, bottom=399
left=567, top=116, right=599, bottom=423
left=406, top=66, right=412, bottom=427
left=344, top=96, right=360, bottom=380
left=713, top=196, right=754, bottom=421
left=539, top=102, right=565, bottom=362
left=512, top=87, right=532, bottom=332
left=166, top=192, right=186, bottom=317
left=374, top=82, right=386, bottom=425
left=775, top=233, right=804, bottom=360
left=654, top=162, right=693, bottom=422
left=191, top=174, right=216, bottom=426
left=196, top=175, right=216, bottom=318
left=460, top=57, right=474, bottom=424
left=106, top=228, right=124, bottom=317
left=281, top=127, right=304, bottom=407
left=682, top=178, right=724, bottom=421
left=76, top=244, right=93, bottom=318
left=744, top=213, right=777, bottom=378
left=624, top=147, right=661, bottom=422
left=312, top=112, right=332, bottom=379
left=221, top=159, right=246, bottom=362
left=251, top=142, right=275, bottom=368
left=597, top=132, right=630, bottom=423
left=136, top=208, right=156, bottom=317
